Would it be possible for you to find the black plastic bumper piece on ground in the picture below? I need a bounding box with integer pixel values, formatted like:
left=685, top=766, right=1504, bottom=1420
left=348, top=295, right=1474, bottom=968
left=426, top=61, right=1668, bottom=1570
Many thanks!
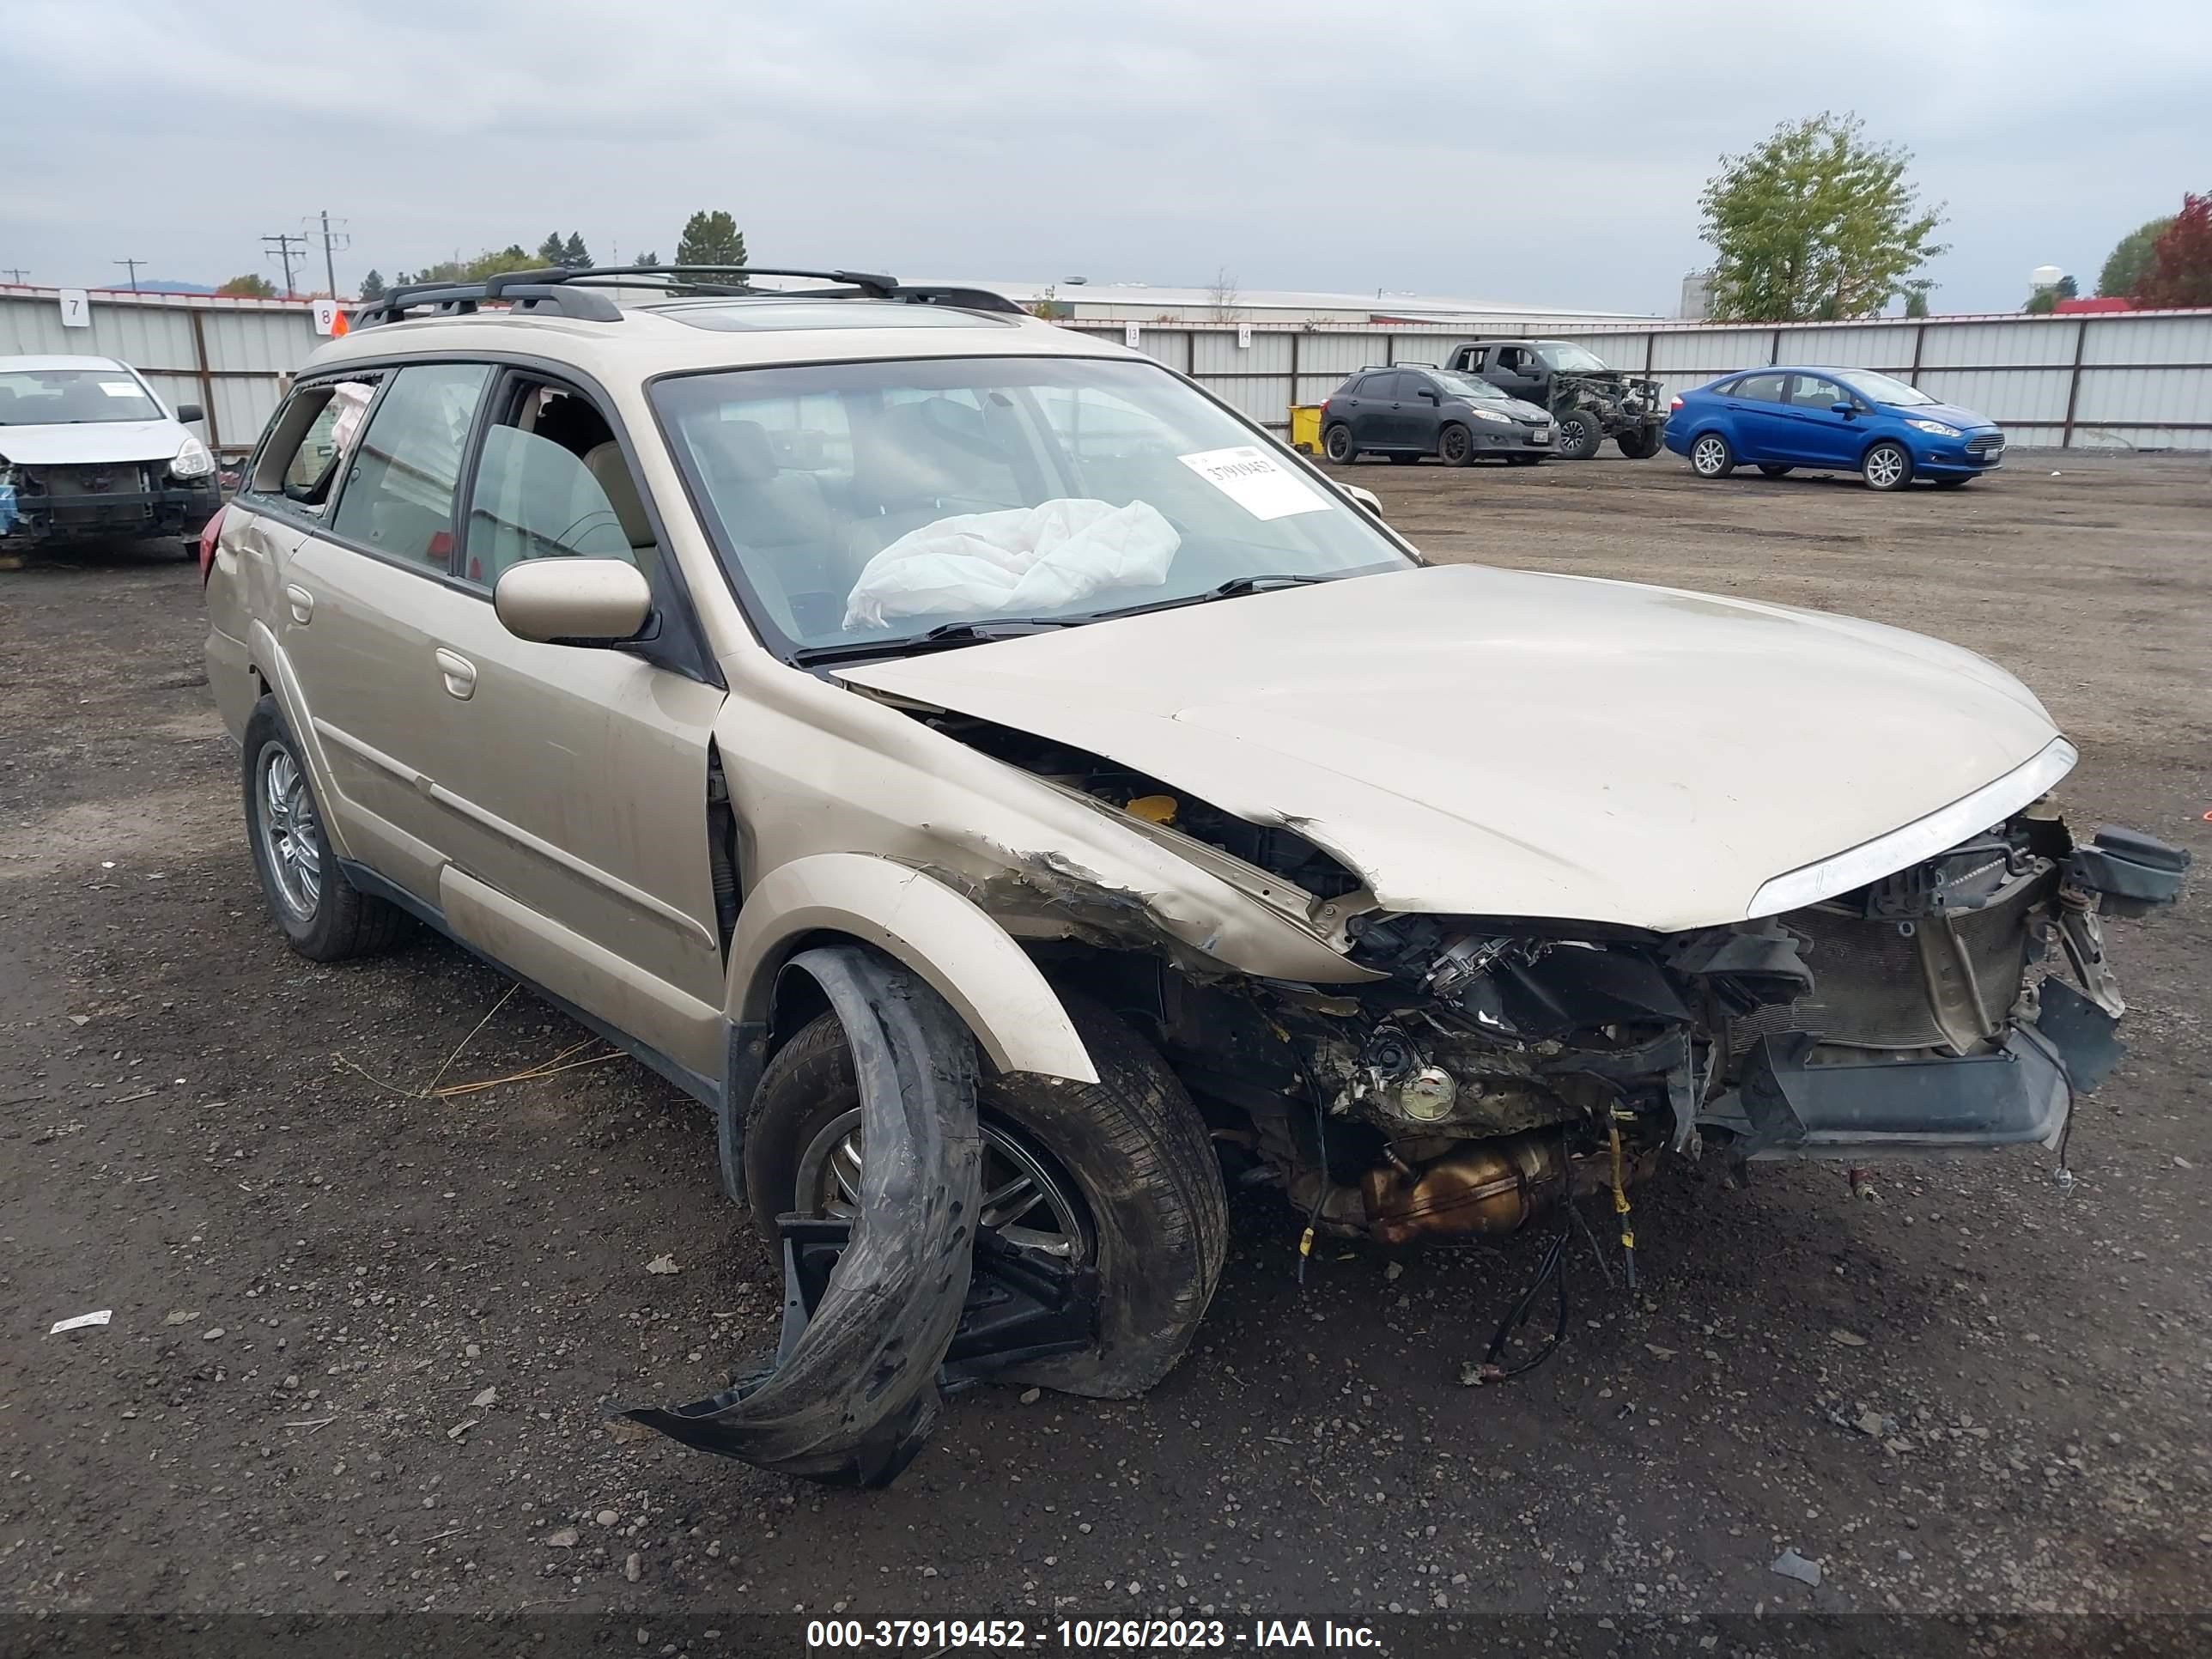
left=778, top=1217, right=1099, bottom=1390
left=623, top=945, right=982, bottom=1488
left=1720, top=1027, right=2075, bottom=1160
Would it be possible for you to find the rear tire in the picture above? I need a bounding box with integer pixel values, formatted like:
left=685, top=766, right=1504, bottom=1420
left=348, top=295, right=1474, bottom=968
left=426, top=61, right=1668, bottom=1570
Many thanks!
left=1863, top=441, right=1913, bottom=491
left=1388, top=451, right=1424, bottom=465
left=1555, top=407, right=1605, bottom=461
left=1614, top=425, right=1662, bottom=459
left=241, top=696, right=408, bottom=961
left=1758, top=464, right=1794, bottom=478
left=1933, top=475, right=1973, bottom=489
left=1322, top=424, right=1357, bottom=465
left=1504, top=453, right=1544, bottom=466
left=1438, top=423, right=1474, bottom=467
left=746, top=996, right=1228, bottom=1401
left=1690, top=432, right=1735, bottom=479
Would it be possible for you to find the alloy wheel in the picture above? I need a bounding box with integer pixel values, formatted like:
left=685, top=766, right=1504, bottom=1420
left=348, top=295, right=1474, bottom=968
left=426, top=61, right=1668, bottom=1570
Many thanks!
left=256, top=743, right=322, bottom=920
left=1866, top=446, right=1907, bottom=489
left=797, top=1108, right=1093, bottom=1264
left=1693, top=436, right=1728, bottom=475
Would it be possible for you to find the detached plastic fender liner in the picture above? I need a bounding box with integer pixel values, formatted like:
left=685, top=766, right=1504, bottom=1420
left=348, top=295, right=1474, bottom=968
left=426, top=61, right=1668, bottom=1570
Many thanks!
left=625, top=945, right=982, bottom=1488
left=719, top=853, right=1096, bottom=1201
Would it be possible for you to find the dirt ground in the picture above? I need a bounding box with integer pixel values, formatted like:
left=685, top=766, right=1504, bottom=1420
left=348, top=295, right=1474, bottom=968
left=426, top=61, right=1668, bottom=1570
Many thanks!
left=3, top=453, right=2209, bottom=1646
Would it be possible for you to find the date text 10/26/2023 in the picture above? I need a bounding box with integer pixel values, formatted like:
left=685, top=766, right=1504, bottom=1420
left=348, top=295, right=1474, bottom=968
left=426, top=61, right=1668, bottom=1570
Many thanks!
left=805, top=1618, right=1383, bottom=1650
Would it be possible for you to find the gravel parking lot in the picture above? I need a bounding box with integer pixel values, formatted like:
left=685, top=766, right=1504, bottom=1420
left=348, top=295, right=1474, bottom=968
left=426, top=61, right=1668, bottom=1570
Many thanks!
left=3, top=453, right=2208, bottom=1644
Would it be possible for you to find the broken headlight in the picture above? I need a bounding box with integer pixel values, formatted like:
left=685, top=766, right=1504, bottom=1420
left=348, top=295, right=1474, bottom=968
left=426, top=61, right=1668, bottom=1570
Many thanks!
left=170, top=435, right=216, bottom=480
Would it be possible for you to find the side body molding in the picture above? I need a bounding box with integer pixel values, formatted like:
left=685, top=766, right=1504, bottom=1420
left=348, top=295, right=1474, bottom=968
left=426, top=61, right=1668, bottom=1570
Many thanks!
left=720, top=854, right=1098, bottom=1197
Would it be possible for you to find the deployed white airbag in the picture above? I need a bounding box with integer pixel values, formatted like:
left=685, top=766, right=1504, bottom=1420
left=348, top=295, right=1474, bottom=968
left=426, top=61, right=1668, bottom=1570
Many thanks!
left=843, top=498, right=1180, bottom=629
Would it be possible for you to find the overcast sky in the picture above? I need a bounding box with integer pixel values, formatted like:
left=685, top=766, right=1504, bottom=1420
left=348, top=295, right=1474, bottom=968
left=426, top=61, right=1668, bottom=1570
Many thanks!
left=6, top=1, right=2208, bottom=314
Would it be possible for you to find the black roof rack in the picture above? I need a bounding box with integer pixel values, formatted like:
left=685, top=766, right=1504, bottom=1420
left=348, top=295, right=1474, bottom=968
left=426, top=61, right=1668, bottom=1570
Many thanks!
left=354, top=265, right=1024, bottom=330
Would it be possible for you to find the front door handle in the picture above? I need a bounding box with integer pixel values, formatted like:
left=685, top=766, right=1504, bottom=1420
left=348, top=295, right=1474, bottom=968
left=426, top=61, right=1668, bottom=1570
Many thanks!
left=284, top=585, right=313, bottom=624
left=434, top=648, right=477, bottom=701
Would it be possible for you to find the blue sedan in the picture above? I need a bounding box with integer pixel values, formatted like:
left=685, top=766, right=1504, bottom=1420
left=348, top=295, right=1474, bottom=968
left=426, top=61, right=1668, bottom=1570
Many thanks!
left=1663, top=367, right=2006, bottom=490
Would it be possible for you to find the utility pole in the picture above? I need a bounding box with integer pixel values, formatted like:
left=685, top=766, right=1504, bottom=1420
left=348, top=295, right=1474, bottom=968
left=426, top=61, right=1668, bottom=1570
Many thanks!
left=310, top=210, right=351, bottom=298
left=115, top=258, right=147, bottom=292
left=263, top=232, right=307, bottom=298
left=0, top=268, right=27, bottom=285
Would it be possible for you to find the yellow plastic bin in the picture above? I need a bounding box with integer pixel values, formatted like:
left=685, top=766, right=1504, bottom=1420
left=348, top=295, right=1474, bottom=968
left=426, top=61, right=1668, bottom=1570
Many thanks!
left=1288, top=404, right=1323, bottom=456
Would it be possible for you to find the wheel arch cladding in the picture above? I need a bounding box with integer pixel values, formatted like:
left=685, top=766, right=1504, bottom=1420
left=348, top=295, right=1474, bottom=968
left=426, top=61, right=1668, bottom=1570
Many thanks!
left=625, top=944, right=984, bottom=1487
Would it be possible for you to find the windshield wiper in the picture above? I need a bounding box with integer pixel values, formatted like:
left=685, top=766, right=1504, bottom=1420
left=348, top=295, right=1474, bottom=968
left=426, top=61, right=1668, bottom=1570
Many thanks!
left=791, top=617, right=1080, bottom=666
left=1077, top=573, right=1333, bottom=623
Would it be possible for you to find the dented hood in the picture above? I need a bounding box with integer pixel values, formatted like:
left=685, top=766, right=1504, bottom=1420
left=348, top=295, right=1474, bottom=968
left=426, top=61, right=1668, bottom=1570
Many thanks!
left=0, top=418, right=191, bottom=467
left=836, top=564, right=2067, bottom=933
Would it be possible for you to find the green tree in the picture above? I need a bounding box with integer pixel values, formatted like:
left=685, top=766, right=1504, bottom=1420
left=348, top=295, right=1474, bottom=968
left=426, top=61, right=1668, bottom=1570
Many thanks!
left=406, top=246, right=537, bottom=285
left=1903, top=287, right=1929, bottom=318
left=2097, top=216, right=2172, bottom=297
left=1698, top=112, right=1947, bottom=321
left=358, top=268, right=386, bottom=301
left=635, top=250, right=661, bottom=268
left=2135, top=192, right=2212, bottom=308
left=216, top=273, right=277, bottom=298
left=562, top=232, right=591, bottom=269
left=2022, top=274, right=2076, bottom=315
left=675, top=210, right=747, bottom=268
left=536, top=232, right=568, bottom=267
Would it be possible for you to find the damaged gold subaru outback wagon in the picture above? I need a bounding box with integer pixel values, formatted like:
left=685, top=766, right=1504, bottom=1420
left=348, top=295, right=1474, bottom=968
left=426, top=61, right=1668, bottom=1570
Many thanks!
left=205, top=266, right=2188, bottom=1487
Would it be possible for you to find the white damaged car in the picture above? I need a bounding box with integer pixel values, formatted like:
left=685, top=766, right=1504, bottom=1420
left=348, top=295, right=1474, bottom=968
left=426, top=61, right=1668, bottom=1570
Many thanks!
left=0, top=355, right=221, bottom=560
left=203, top=266, right=2190, bottom=1487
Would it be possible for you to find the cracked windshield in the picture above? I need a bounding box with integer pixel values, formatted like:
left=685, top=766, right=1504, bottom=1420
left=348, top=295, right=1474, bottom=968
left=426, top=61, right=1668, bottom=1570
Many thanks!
left=651, top=356, right=1413, bottom=656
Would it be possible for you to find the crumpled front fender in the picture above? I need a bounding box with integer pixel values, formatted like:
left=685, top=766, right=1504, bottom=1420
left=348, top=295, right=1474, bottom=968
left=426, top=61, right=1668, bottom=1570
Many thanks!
left=626, top=945, right=982, bottom=1487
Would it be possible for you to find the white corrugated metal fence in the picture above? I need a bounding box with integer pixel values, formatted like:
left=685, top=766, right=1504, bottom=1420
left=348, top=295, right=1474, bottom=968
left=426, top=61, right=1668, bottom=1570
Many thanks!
left=5, top=285, right=2207, bottom=455
left=1072, top=311, right=2212, bottom=451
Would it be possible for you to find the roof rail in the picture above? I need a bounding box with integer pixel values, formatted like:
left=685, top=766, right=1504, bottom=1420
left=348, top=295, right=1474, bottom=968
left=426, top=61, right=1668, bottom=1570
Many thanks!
left=356, top=264, right=944, bottom=329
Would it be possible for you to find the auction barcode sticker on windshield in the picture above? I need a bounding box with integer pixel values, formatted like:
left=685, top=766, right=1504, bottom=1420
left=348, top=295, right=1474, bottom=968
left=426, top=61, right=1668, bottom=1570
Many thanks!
left=1176, top=446, right=1329, bottom=521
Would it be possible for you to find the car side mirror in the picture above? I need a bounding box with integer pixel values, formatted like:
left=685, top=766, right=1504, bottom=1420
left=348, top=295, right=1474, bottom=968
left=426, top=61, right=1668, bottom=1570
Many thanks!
left=1343, top=483, right=1384, bottom=520
left=175, top=402, right=205, bottom=425
left=1419, top=389, right=1440, bottom=404
left=494, top=559, right=654, bottom=646
left=1831, top=402, right=1856, bottom=416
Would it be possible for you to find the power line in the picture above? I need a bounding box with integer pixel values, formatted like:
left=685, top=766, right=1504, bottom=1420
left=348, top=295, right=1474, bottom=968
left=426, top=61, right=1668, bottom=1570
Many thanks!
left=115, top=258, right=147, bottom=292
left=262, top=232, right=307, bottom=299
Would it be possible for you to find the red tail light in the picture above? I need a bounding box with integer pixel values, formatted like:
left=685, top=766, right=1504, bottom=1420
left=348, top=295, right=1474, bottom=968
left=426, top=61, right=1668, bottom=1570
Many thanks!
left=198, top=505, right=226, bottom=584
left=1669, top=395, right=1683, bottom=413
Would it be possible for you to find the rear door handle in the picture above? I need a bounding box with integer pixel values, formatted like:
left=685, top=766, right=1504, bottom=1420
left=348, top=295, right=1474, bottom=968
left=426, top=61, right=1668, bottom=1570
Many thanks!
left=284, top=585, right=313, bottom=624
left=434, top=648, right=477, bottom=701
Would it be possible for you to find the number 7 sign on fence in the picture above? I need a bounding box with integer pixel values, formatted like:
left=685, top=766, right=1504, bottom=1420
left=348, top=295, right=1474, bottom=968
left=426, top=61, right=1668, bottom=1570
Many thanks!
left=59, top=289, right=90, bottom=328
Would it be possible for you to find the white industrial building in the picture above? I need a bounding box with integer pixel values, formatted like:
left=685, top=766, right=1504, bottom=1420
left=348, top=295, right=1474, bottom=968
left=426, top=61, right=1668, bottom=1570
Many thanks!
left=932, top=279, right=1654, bottom=329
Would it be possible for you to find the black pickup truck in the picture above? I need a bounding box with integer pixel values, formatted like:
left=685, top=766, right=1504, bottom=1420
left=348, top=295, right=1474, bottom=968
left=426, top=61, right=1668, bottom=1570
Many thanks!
left=1448, top=339, right=1666, bottom=461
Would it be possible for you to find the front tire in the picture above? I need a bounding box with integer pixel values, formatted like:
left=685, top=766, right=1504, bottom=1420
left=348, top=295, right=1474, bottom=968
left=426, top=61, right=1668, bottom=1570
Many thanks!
left=1504, top=453, right=1544, bottom=466
left=1863, top=441, right=1913, bottom=491
left=1690, top=432, right=1735, bottom=478
left=1555, top=407, right=1605, bottom=461
left=1933, top=475, right=1973, bottom=489
left=1388, top=451, right=1423, bottom=465
left=745, top=996, right=1228, bottom=1400
left=1322, top=424, right=1358, bottom=465
left=1438, top=423, right=1474, bottom=467
left=241, top=697, right=407, bottom=961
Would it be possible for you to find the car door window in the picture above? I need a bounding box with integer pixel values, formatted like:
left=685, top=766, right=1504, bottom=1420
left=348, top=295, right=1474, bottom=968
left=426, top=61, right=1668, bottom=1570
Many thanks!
left=1733, top=373, right=1788, bottom=404
left=1788, top=375, right=1845, bottom=410
left=1399, top=374, right=1436, bottom=402
left=246, top=377, right=381, bottom=510
left=329, top=363, right=490, bottom=571
left=1494, top=347, right=1531, bottom=375
left=462, top=380, right=653, bottom=586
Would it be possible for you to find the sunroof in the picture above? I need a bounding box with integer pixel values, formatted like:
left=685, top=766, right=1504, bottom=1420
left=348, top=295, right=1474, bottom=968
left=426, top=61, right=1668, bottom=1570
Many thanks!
left=653, top=300, right=1012, bottom=332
